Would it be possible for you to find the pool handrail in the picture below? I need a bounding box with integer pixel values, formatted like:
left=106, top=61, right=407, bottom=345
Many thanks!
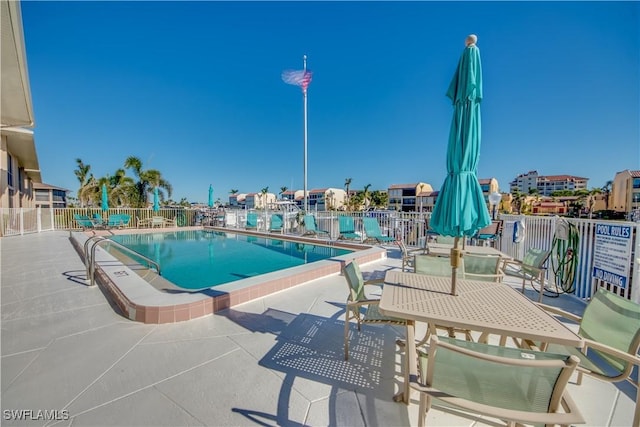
left=84, top=236, right=161, bottom=286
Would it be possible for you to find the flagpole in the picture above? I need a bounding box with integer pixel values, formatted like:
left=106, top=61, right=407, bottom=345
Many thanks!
left=303, top=54, right=308, bottom=212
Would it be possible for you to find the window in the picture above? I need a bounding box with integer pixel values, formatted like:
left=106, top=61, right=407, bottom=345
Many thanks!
left=633, top=178, right=640, bottom=189
left=35, top=190, right=49, bottom=202
left=7, top=154, right=13, bottom=187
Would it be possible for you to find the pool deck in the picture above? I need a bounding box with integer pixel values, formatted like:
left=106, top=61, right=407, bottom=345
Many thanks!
left=1, top=231, right=637, bottom=426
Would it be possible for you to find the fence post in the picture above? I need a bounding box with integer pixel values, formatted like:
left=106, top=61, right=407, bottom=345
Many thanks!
left=19, top=208, right=24, bottom=235
left=37, top=206, right=42, bottom=232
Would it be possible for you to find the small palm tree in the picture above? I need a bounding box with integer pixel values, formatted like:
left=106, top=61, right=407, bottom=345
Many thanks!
left=280, top=186, right=288, bottom=200
left=74, top=158, right=92, bottom=208
left=124, top=156, right=172, bottom=208
left=344, top=178, right=352, bottom=211
left=601, top=180, right=613, bottom=211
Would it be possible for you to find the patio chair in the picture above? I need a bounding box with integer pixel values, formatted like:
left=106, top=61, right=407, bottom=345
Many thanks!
left=413, top=255, right=473, bottom=341
left=461, top=253, right=505, bottom=282
left=537, top=287, right=640, bottom=427
left=302, top=214, right=329, bottom=237
left=502, top=247, right=551, bottom=302
left=410, top=335, right=583, bottom=427
left=435, top=235, right=456, bottom=245
left=269, top=214, right=283, bottom=233
left=245, top=212, right=258, bottom=230
left=473, top=220, right=503, bottom=247
left=396, top=236, right=426, bottom=272
left=362, top=217, right=395, bottom=244
left=338, top=216, right=359, bottom=240
left=342, top=260, right=406, bottom=361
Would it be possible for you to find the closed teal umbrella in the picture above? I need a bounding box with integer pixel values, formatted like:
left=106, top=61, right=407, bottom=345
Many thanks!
left=153, top=187, right=160, bottom=212
left=208, top=184, right=214, bottom=208
left=101, top=184, right=109, bottom=212
left=430, top=35, right=491, bottom=295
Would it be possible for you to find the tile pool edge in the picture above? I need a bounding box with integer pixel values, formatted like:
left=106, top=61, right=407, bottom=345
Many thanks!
left=70, top=229, right=387, bottom=324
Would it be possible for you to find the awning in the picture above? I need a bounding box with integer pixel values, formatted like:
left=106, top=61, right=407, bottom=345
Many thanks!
left=1, top=126, right=41, bottom=182
left=1, top=0, right=35, bottom=128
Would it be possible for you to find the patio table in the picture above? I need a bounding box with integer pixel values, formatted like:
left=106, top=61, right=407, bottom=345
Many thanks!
left=379, top=270, right=583, bottom=404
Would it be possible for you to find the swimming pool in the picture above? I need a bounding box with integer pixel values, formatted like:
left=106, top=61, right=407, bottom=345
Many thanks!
left=109, top=230, right=352, bottom=290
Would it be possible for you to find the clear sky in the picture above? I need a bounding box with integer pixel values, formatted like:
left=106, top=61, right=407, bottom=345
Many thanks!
left=21, top=1, right=640, bottom=204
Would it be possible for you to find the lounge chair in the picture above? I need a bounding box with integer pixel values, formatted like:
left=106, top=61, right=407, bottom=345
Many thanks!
left=410, top=336, right=583, bottom=427
left=245, top=212, right=258, bottom=230
left=342, top=260, right=406, bottom=361
left=269, top=214, right=283, bottom=233
left=537, top=287, right=640, bottom=427
left=302, top=214, right=329, bottom=237
left=362, top=217, right=395, bottom=244
left=73, top=214, right=97, bottom=230
left=107, top=214, right=131, bottom=228
left=338, top=216, right=359, bottom=240
left=92, top=213, right=107, bottom=227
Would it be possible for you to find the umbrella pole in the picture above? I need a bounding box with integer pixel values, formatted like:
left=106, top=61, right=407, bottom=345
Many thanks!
left=450, top=237, right=462, bottom=296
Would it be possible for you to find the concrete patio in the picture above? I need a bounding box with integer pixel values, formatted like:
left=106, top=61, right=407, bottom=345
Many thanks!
left=1, top=231, right=636, bottom=426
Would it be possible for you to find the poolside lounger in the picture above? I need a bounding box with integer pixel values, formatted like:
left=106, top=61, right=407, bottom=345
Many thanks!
left=269, top=214, right=283, bottom=233
left=338, top=216, right=359, bottom=240
left=246, top=212, right=258, bottom=230
left=362, top=217, right=395, bottom=244
left=303, top=214, right=329, bottom=237
left=74, top=214, right=97, bottom=230
left=107, top=214, right=131, bottom=228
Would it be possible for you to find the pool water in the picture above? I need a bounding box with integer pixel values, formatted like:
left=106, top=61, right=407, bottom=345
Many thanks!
left=109, top=230, right=352, bottom=290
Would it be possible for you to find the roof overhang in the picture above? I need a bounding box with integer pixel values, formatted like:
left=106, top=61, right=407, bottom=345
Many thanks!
left=1, top=0, right=35, bottom=128
left=1, top=126, right=41, bottom=182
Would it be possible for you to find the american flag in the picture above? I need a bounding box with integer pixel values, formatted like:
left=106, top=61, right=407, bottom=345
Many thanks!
left=281, top=69, right=313, bottom=93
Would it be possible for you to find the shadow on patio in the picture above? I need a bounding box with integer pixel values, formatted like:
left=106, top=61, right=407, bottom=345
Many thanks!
left=223, top=308, right=408, bottom=426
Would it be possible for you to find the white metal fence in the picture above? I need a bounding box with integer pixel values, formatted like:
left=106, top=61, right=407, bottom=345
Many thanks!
left=3, top=207, right=638, bottom=302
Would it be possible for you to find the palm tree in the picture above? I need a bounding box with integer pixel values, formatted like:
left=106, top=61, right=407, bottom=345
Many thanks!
left=260, top=186, right=269, bottom=209
left=601, top=180, right=613, bottom=210
left=230, top=189, right=239, bottom=195
left=74, top=158, right=92, bottom=207
left=587, top=188, right=602, bottom=219
left=124, top=156, right=173, bottom=208
left=370, top=190, right=389, bottom=209
left=344, top=178, right=352, bottom=211
left=363, top=184, right=372, bottom=210
left=280, top=186, right=288, bottom=200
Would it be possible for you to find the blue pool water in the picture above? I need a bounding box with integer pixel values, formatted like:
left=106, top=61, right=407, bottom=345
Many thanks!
left=109, top=230, right=352, bottom=290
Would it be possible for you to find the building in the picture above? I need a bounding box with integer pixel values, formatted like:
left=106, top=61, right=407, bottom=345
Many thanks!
left=308, top=188, right=346, bottom=211
left=281, top=190, right=306, bottom=208
left=611, top=169, right=640, bottom=214
left=510, top=171, right=588, bottom=196
left=245, top=192, right=276, bottom=210
left=33, top=183, right=68, bottom=209
left=387, top=182, right=432, bottom=212
left=228, top=193, right=246, bottom=208
left=1, top=1, right=41, bottom=209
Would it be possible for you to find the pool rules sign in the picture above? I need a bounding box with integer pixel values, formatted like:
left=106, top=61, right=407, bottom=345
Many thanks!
left=592, top=223, right=633, bottom=288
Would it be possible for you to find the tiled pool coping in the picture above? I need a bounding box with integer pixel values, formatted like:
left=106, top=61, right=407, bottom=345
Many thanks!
left=69, top=226, right=387, bottom=324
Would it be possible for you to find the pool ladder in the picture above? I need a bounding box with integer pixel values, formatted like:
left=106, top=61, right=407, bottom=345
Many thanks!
left=84, top=236, right=161, bottom=287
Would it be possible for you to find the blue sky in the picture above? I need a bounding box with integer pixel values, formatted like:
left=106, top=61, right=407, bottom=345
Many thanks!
left=21, top=1, right=639, bottom=204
